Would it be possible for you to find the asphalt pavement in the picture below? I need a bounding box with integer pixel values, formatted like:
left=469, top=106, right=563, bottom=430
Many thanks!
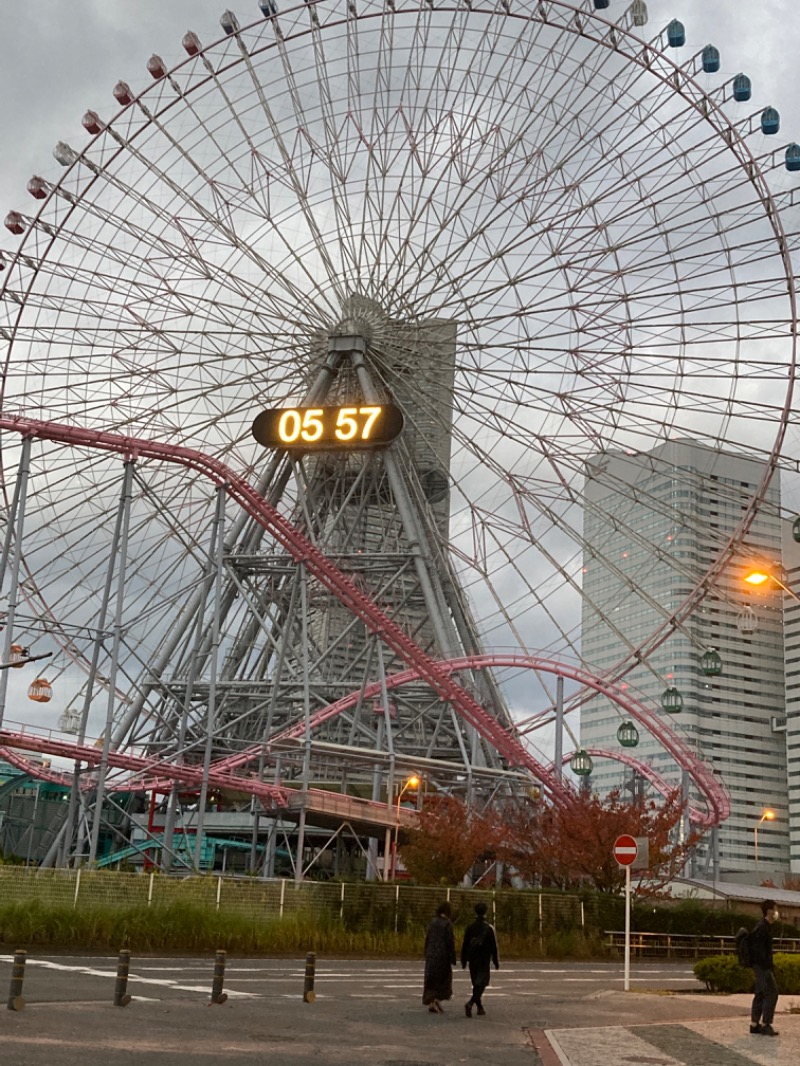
left=0, top=954, right=798, bottom=1065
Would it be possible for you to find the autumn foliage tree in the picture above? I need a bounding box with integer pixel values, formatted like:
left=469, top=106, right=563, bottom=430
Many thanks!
left=497, top=787, right=698, bottom=895
left=400, top=793, right=502, bottom=885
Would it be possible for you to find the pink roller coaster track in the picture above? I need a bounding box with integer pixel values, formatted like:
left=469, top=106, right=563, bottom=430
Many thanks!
left=0, top=415, right=729, bottom=828
left=0, top=734, right=290, bottom=806
left=213, top=654, right=729, bottom=828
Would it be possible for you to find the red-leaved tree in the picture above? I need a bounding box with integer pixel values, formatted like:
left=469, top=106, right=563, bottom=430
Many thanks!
left=400, top=793, right=502, bottom=885
left=497, top=787, right=697, bottom=895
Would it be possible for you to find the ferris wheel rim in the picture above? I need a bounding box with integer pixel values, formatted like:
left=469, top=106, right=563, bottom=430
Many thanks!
left=0, top=1, right=797, bottom=730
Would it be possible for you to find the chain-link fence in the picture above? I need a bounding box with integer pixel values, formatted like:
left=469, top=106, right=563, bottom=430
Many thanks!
left=0, top=867, right=596, bottom=937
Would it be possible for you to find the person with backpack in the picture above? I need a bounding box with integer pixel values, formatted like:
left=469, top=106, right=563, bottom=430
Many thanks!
left=749, top=898, right=780, bottom=1037
left=460, top=901, right=499, bottom=1018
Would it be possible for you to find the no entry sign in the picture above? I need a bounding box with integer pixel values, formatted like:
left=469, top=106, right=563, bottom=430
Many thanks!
left=613, top=834, right=638, bottom=867
left=615, top=834, right=639, bottom=993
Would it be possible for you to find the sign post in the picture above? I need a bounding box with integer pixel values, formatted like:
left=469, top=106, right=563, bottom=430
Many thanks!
left=613, top=834, right=638, bottom=992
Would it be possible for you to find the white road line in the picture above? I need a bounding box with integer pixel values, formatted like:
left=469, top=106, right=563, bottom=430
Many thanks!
left=0, top=957, right=258, bottom=998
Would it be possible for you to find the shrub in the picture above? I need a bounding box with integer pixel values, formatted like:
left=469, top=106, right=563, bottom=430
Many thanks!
left=694, top=953, right=800, bottom=995
left=693, top=954, right=753, bottom=993
left=775, top=954, right=800, bottom=995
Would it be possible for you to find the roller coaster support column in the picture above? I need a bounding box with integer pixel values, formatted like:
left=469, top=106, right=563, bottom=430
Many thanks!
left=195, top=485, right=226, bottom=872
left=294, top=563, right=312, bottom=883
left=554, top=675, right=564, bottom=781
left=0, top=436, right=32, bottom=729
left=88, top=460, right=135, bottom=866
left=62, top=458, right=130, bottom=867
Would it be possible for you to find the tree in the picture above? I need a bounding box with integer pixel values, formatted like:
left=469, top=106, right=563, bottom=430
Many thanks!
left=400, top=793, right=501, bottom=885
left=497, top=787, right=697, bottom=895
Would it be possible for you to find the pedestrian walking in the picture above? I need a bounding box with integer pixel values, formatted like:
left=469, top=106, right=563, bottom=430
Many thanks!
left=422, top=901, right=456, bottom=1013
left=750, top=898, right=780, bottom=1037
left=461, top=901, right=499, bottom=1018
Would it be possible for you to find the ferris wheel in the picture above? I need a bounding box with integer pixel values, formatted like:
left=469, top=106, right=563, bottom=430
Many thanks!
left=0, top=1, right=798, bottom=857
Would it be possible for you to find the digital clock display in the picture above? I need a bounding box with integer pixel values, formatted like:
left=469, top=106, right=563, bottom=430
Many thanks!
left=252, top=403, right=404, bottom=450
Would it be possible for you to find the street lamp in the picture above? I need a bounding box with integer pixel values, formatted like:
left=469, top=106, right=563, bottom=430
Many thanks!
left=391, top=774, right=419, bottom=880
left=743, top=566, right=800, bottom=603
left=754, top=808, right=776, bottom=868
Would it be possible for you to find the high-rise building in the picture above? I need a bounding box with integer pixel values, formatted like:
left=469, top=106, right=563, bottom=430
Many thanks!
left=782, top=521, right=800, bottom=875
left=580, top=440, right=789, bottom=875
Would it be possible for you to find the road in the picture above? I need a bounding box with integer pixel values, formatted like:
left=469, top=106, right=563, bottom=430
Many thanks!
left=0, top=954, right=745, bottom=1066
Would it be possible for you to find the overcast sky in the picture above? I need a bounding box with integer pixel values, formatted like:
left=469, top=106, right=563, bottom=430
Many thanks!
left=0, top=0, right=797, bottom=217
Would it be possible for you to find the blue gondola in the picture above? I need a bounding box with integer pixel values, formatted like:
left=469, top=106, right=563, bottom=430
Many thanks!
left=786, top=144, right=800, bottom=172
left=732, top=73, right=752, bottom=102
left=593, top=0, right=611, bottom=9
left=667, top=19, right=685, bottom=48
left=220, top=10, right=239, bottom=35
left=702, top=45, right=720, bottom=73
left=761, top=107, right=780, bottom=135
left=259, top=0, right=279, bottom=14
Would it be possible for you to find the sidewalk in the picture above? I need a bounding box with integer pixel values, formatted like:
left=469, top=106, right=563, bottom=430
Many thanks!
left=538, top=993, right=800, bottom=1066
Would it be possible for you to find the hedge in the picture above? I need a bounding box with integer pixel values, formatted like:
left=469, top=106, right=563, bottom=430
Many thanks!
left=693, top=953, right=800, bottom=994
left=634, top=899, right=798, bottom=940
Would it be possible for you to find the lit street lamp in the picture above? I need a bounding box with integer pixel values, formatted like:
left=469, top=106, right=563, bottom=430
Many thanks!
left=754, top=808, right=776, bottom=868
left=391, top=774, right=419, bottom=880
left=743, top=566, right=800, bottom=603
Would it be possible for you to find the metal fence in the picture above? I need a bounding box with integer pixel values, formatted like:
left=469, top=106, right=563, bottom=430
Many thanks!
left=0, top=867, right=595, bottom=936
left=605, top=930, right=800, bottom=958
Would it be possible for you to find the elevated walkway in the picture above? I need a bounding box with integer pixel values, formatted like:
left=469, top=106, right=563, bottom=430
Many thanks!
left=279, top=788, right=419, bottom=836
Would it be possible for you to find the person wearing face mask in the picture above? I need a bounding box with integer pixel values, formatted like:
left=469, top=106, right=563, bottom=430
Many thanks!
left=749, top=899, right=780, bottom=1037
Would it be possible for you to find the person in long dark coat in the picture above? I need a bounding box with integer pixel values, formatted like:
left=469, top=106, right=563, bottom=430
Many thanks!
left=422, top=901, right=456, bottom=1013
left=460, top=901, right=499, bottom=1017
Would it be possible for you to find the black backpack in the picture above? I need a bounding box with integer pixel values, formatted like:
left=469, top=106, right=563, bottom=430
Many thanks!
left=469, top=922, right=490, bottom=954
left=735, top=926, right=753, bottom=967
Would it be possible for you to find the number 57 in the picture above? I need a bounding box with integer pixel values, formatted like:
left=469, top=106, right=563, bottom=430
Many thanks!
left=335, top=406, right=382, bottom=441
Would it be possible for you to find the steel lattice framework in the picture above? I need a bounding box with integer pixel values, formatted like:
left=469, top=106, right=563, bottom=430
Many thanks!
left=1, top=2, right=798, bottom=873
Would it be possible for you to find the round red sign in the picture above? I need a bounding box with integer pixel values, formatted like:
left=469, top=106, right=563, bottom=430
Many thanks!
left=613, top=834, right=638, bottom=866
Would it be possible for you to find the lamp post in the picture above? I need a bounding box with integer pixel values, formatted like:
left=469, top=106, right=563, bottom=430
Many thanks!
left=391, top=774, right=419, bottom=880
left=754, top=808, right=776, bottom=868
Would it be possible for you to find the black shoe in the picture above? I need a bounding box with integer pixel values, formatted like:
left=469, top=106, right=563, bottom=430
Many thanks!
left=476, top=1005, right=486, bottom=1016
left=749, top=1024, right=762, bottom=1035
left=464, top=1001, right=472, bottom=1018
left=760, top=1025, right=779, bottom=1037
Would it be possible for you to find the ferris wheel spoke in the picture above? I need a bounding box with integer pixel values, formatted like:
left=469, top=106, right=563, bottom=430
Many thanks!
left=387, top=22, right=662, bottom=299
left=95, top=112, right=330, bottom=323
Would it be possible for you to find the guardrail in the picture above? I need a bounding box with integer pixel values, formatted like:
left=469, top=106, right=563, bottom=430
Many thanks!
left=605, top=930, right=800, bottom=958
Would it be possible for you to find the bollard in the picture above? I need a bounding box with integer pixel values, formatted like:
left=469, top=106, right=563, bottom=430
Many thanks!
left=210, top=949, right=228, bottom=1005
left=303, top=951, right=316, bottom=1003
left=113, top=948, right=132, bottom=1007
left=6, top=948, right=26, bottom=1011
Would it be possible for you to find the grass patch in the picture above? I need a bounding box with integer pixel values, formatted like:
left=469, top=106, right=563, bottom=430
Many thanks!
left=0, top=899, right=424, bottom=954
left=0, top=899, right=610, bottom=958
